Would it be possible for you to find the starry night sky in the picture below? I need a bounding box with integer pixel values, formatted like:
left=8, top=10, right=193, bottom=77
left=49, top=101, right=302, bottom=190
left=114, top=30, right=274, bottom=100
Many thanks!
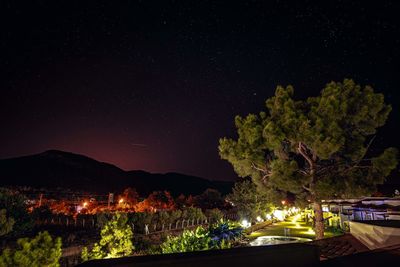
left=1, top=1, right=399, bottom=181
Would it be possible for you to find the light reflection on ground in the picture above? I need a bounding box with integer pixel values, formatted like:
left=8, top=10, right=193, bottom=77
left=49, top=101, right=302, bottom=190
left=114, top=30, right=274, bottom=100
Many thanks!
left=250, top=235, right=312, bottom=246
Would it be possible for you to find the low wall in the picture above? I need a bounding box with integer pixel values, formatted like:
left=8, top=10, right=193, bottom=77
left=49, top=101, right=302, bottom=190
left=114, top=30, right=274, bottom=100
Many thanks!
left=78, top=243, right=320, bottom=267
left=349, top=221, right=400, bottom=250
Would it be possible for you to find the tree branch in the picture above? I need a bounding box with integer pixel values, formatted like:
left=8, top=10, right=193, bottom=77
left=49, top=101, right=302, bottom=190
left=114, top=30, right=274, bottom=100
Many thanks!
left=302, top=185, right=312, bottom=192
left=251, top=162, right=268, bottom=173
left=297, top=142, right=314, bottom=170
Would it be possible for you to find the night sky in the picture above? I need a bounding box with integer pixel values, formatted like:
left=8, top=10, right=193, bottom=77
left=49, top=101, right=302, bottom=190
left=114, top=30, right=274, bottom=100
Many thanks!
left=1, top=1, right=399, bottom=181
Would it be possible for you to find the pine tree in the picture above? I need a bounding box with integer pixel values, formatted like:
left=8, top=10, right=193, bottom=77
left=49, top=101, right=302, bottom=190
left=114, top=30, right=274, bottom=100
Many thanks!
left=219, top=79, right=398, bottom=239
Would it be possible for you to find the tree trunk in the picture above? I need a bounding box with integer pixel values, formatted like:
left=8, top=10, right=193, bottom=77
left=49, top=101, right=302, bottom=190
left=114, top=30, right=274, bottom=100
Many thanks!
left=313, top=202, right=324, bottom=240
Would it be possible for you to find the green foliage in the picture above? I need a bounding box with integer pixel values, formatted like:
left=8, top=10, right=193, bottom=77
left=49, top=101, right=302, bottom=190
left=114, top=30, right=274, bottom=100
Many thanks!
left=208, top=220, right=243, bottom=249
left=96, top=212, right=113, bottom=229
left=219, top=79, right=398, bottom=202
left=227, top=180, right=272, bottom=222
left=205, top=208, right=224, bottom=223
left=0, top=188, right=34, bottom=235
left=182, top=207, right=206, bottom=221
left=194, top=189, right=224, bottom=209
left=168, top=210, right=182, bottom=223
left=31, top=206, right=52, bottom=221
left=0, top=209, right=14, bottom=236
left=160, top=220, right=243, bottom=254
left=128, top=212, right=153, bottom=233
left=82, top=213, right=134, bottom=261
left=0, top=231, right=62, bottom=267
left=219, top=79, right=398, bottom=239
left=160, top=227, right=211, bottom=253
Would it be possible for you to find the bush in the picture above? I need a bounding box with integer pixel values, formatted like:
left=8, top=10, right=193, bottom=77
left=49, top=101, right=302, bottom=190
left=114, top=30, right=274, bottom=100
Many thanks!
left=96, top=212, right=113, bottom=229
left=160, top=226, right=210, bottom=253
left=0, top=231, right=62, bottom=267
left=160, top=220, right=243, bottom=254
left=208, top=220, right=243, bottom=249
left=205, top=208, right=224, bottom=223
left=128, top=212, right=153, bottom=233
left=0, top=209, right=14, bottom=236
left=82, top=213, right=134, bottom=261
left=0, top=188, right=34, bottom=235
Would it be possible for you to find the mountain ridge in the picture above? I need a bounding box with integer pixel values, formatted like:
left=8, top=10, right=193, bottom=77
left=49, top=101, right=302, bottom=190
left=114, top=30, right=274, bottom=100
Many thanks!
left=0, top=150, right=233, bottom=196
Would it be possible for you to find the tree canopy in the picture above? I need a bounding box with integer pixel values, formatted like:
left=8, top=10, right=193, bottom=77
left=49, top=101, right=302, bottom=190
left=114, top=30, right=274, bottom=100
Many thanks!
left=82, top=213, right=134, bottom=260
left=219, top=79, right=398, bottom=238
left=227, top=180, right=272, bottom=222
left=0, top=188, right=33, bottom=235
left=0, top=231, right=62, bottom=267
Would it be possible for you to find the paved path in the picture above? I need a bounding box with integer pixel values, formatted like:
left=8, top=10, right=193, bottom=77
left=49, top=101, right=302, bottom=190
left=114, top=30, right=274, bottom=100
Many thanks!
left=249, top=215, right=340, bottom=240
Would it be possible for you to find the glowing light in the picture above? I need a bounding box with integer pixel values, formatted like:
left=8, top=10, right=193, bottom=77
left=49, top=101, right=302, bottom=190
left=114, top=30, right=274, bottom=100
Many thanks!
left=265, top=214, right=272, bottom=220
left=306, top=228, right=315, bottom=235
left=83, top=202, right=88, bottom=208
left=281, top=200, right=286, bottom=205
left=273, top=210, right=285, bottom=221
left=241, top=219, right=251, bottom=228
left=256, top=216, right=263, bottom=222
left=291, top=214, right=301, bottom=224
left=119, top=198, right=124, bottom=204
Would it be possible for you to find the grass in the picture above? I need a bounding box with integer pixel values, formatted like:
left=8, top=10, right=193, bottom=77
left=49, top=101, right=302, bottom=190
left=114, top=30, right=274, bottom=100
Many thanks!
left=247, top=215, right=343, bottom=240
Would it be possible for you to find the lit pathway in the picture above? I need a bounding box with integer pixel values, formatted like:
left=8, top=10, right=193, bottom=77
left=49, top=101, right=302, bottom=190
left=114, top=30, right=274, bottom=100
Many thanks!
left=248, top=215, right=341, bottom=240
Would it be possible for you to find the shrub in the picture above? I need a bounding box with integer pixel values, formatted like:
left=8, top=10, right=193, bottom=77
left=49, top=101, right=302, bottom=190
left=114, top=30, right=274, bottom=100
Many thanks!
left=0, top=209, right=14, bottom=236
left=0, top=231, right=62, bottom=267
left=0, top=188, right=33, bottom=235
left=205, top=208, right=224, bottom=223
left=160, top=220, right=243, bottom=253
left=160, top=226, right=210, bottom=253
left=208, top=220, right=243, bottom=249
left=82, top=213, right=134, bottom=261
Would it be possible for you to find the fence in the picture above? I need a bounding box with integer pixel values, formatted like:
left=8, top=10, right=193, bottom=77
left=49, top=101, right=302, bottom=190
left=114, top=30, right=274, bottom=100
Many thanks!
left=36, top=212, right=238, bottom=235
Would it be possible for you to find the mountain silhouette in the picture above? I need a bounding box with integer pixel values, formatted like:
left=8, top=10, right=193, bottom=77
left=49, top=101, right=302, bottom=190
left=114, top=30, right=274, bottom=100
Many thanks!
left=0, top=150, right=232, bottom=196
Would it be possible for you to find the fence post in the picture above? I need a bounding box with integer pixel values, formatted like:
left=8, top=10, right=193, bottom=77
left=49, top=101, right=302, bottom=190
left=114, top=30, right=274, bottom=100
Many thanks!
left=176, top=220, right=179, bottom=229
left=182, top=219, right=185, bottom=228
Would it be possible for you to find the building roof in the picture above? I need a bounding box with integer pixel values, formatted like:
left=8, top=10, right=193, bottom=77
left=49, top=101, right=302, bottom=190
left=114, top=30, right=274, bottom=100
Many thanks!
left=321, top=244, right=400, bottom=267
left=310, top=234, right=369, bottom=260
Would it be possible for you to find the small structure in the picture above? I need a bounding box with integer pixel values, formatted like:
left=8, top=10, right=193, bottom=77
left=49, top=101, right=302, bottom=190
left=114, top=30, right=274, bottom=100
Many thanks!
left=321, top=197, right=400, bottom=229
